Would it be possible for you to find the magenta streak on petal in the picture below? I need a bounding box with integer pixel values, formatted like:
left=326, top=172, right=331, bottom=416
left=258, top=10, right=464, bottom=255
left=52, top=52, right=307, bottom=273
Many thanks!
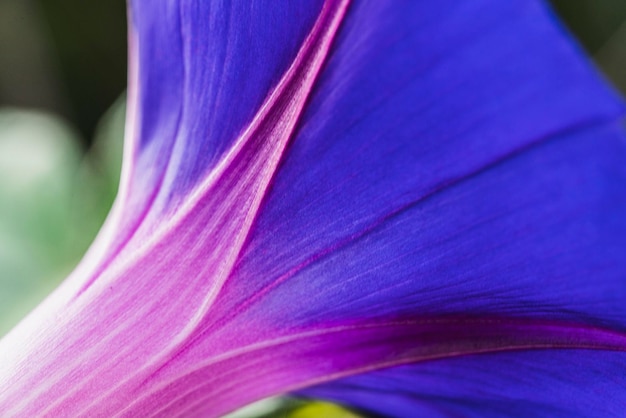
left=120, top=317, right=626, bottom=417
left=0, top=1, right=351, bottom=416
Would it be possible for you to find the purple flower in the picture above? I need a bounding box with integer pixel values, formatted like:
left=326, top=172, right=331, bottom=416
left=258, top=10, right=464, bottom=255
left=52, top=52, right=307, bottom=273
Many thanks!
left=1, top=0, right=626, bottom=416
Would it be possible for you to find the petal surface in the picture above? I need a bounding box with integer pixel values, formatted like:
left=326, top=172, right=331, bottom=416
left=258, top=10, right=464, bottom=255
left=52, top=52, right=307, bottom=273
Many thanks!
left=1, top=1, right=626, bottom=417
left=85, top=0, right=326, bottom=279
left=122, top=0, right=626, bottom=414
left=210, top=0, right=626, bottom=328
left=302, top=350, right=626, bottom=417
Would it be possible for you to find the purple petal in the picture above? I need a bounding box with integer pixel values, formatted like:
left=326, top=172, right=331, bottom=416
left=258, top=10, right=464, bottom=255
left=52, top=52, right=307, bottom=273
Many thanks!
left=209, top=0, right=626, bottom=339
left=302, top=350, right=626, bottom=417
left=1, top=0, right=626, bottom=417
left=235, top=122, right=626, bottom=328
left=124, top=318, right=626, bottom=417
left=90, top=0, right=327, bottom=277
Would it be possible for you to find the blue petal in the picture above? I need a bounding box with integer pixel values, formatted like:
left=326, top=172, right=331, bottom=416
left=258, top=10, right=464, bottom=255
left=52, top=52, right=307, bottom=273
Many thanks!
left=129, top=0, right=324, bottom=200
left=213, top=0, right=626, bottom=409
left=3, top=1, right=626, bottom=415
left=111, top=0, right=626, bottom=413
left=216, top=0, right=626, bottom=328
left=301, top=350, right=626, bottom=417
left=95, top=0, right=327, bottom=273
left=232, top=123, right=626, bottom=327
left=92, top=2, right=626, bottom=412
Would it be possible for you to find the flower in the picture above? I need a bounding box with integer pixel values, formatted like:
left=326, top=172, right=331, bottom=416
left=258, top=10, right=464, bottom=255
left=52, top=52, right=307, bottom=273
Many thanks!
left=1, top=0, right=626, bottom=416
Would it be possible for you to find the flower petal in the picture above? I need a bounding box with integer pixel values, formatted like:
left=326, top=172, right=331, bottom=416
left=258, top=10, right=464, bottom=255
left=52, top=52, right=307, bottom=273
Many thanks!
left=121, top=0, right=626, bottom=413
left=135, top=121, right=626, bottom=417
left=1, top=1, right=626, bottom=417
left=127, top=0, right=327, bottom=200
left=213, top=0, right=626, bottom=329
left=301, top=350, right=626, bottom=417
left=89, top=0, right=328, bottom=276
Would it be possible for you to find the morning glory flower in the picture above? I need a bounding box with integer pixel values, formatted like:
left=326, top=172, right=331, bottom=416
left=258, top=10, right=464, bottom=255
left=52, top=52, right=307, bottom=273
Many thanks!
left=1, top=0, right=626, bottom=416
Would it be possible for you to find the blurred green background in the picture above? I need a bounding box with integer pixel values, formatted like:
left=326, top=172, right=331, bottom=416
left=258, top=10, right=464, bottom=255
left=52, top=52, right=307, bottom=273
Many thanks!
left=0, top=0, right=126, bottom=334
left=0, top=1, right=625, bottom=416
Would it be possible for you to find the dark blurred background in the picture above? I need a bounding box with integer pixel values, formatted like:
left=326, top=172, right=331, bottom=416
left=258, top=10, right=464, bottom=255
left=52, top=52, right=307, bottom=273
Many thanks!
left=1, top=0, right=625, bottom=147
left=0, top=0, right=127, bottom=145
left=0, top=0, right=127, bottom=333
